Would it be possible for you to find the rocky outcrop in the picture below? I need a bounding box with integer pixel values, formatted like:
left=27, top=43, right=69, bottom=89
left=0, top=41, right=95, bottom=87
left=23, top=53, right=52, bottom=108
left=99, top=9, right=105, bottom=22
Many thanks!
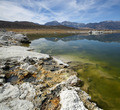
left=0, top=31, right=102, bottom=110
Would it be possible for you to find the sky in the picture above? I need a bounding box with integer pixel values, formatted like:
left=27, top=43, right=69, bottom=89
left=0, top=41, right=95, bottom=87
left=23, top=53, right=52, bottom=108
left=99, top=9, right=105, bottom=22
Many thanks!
left=0, top=0, right=120, bottom=24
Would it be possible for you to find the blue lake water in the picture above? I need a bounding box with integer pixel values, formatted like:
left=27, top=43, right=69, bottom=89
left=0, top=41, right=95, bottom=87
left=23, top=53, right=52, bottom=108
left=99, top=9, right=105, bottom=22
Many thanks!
left=29, top=33, right=120, bottom=110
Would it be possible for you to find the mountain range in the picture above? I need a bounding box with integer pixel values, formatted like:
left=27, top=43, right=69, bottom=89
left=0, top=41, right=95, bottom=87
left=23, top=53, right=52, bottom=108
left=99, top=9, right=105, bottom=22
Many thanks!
left=45, top=21, right=120, bottom=30
left=0, top=20, right=120, bottom=30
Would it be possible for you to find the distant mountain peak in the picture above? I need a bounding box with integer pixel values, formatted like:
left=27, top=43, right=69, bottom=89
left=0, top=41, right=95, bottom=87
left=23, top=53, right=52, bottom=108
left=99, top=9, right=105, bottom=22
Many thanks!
left=45, top=20, right=86, bottom=29
left=45, top=21, right=61, bottom=26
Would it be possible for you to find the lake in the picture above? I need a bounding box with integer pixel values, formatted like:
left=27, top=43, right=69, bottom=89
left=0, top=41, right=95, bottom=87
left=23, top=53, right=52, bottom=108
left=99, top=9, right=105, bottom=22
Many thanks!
left=29, top=33, right=120, bottom=110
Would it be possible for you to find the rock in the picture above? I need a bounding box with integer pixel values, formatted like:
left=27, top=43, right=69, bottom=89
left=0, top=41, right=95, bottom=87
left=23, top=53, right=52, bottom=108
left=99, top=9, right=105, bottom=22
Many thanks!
left=6, top=75, right=19, bottom=84
left=0, top=83, right=19, bottom=102
left=60, top=89, right=87, bottom=110
left=13, top=34, right=30, bottom=43
left=0, top=29, right=7, bottom=32
left=0, top=83, right=35, bottom=110
left=0, top=79, right=5, bottom=83
left=49, top=76, right=102, bottom=110
left=20, top=63, right=29, bottom=70
left=0, top=74, right=5, bottom=78
left=43, top=65, right=59, bottom=72
left=49, top=75, right=83, bottom=95
left=23, top=75, right=36, bottom=83
left=21, top=37, right=30, bottom=43
left=0, top=99, right=34, bottom=110
left=0, top=82, right=36, bottom=101
left=19, top=82, right=36, bottom=100
left=0, top=31, right=30, bottom=46
left=8, top=99, right=34, bottom=110
left=2, top=65, right=10, bottom=70
left=1, top=35, right=10, bottom=40
left=27, top=65, right=37, bottom=73
left=35, top=84, right=44, bottom=90
left=23, top=57, right=36, bottom=65
left=93, top=107, right=102, bottom=110
left=66, top=75, right=84, bottom=87
left=27, top=48, right=34, bottom=51
left=0, top=103, right=11, bottom=110
left=53, top=58, right=69, bottom=67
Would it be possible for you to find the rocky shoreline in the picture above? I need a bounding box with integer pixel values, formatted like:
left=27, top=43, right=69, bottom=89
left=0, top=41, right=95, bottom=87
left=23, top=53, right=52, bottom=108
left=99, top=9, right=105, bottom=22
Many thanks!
left=0, top=31, right=102, bottom=110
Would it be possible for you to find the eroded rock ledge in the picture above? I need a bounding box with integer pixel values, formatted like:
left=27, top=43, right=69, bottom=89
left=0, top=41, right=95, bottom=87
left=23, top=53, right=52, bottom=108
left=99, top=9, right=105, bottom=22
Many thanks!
left=0, top=31, right=102, bottom=110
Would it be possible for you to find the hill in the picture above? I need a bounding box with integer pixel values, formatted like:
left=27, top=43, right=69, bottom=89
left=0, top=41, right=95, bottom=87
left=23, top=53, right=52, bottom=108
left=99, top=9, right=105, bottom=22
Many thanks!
left=0, top=20, right=74, bottom=29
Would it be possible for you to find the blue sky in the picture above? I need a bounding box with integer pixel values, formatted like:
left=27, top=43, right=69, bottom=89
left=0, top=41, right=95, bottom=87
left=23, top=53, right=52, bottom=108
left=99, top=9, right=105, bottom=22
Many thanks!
left=0, top=0, right=120, bottom=24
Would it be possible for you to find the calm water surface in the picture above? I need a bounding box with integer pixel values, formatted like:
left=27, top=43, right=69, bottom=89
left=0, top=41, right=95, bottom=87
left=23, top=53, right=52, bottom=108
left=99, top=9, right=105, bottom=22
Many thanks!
left=30, top=33, right=120, bottom=110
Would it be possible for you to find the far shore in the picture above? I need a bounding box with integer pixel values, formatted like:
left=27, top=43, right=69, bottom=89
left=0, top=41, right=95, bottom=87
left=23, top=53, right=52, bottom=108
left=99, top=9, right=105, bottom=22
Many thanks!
left=5, top=28, right=120, bottom=34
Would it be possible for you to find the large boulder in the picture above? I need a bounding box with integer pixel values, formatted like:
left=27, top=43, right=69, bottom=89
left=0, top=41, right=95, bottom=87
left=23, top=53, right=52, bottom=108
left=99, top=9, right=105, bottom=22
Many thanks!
left=13, top=34, right=30, bottom=43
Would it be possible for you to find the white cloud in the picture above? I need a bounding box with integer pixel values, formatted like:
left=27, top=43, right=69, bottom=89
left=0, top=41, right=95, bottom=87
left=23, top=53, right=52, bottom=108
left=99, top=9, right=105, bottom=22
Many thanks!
left=0, top=0, right=119, bottom=24
left=0, top=0, right=53, bottom=24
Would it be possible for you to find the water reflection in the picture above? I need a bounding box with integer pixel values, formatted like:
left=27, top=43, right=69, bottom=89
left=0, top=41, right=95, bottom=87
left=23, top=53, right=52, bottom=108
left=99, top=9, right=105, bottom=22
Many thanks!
left=30, top=33, right=120, bottom=110
left=45, top=33, right=120, bottom=43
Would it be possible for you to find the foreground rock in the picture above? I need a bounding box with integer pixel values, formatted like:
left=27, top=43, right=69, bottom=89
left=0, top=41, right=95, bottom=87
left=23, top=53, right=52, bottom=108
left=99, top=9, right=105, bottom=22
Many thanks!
left=60, top=89, right=87, bottom=110
left=0, top=83, right=34, bottom=110
left=0, top=31, right=102, bottom=110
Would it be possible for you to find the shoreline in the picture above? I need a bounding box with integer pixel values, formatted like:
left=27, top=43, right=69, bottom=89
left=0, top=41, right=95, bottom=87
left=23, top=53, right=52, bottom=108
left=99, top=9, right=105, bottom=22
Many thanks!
left=0, top=31, right=102, bottom=110
left=6, top=28, right=120, bottom=34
